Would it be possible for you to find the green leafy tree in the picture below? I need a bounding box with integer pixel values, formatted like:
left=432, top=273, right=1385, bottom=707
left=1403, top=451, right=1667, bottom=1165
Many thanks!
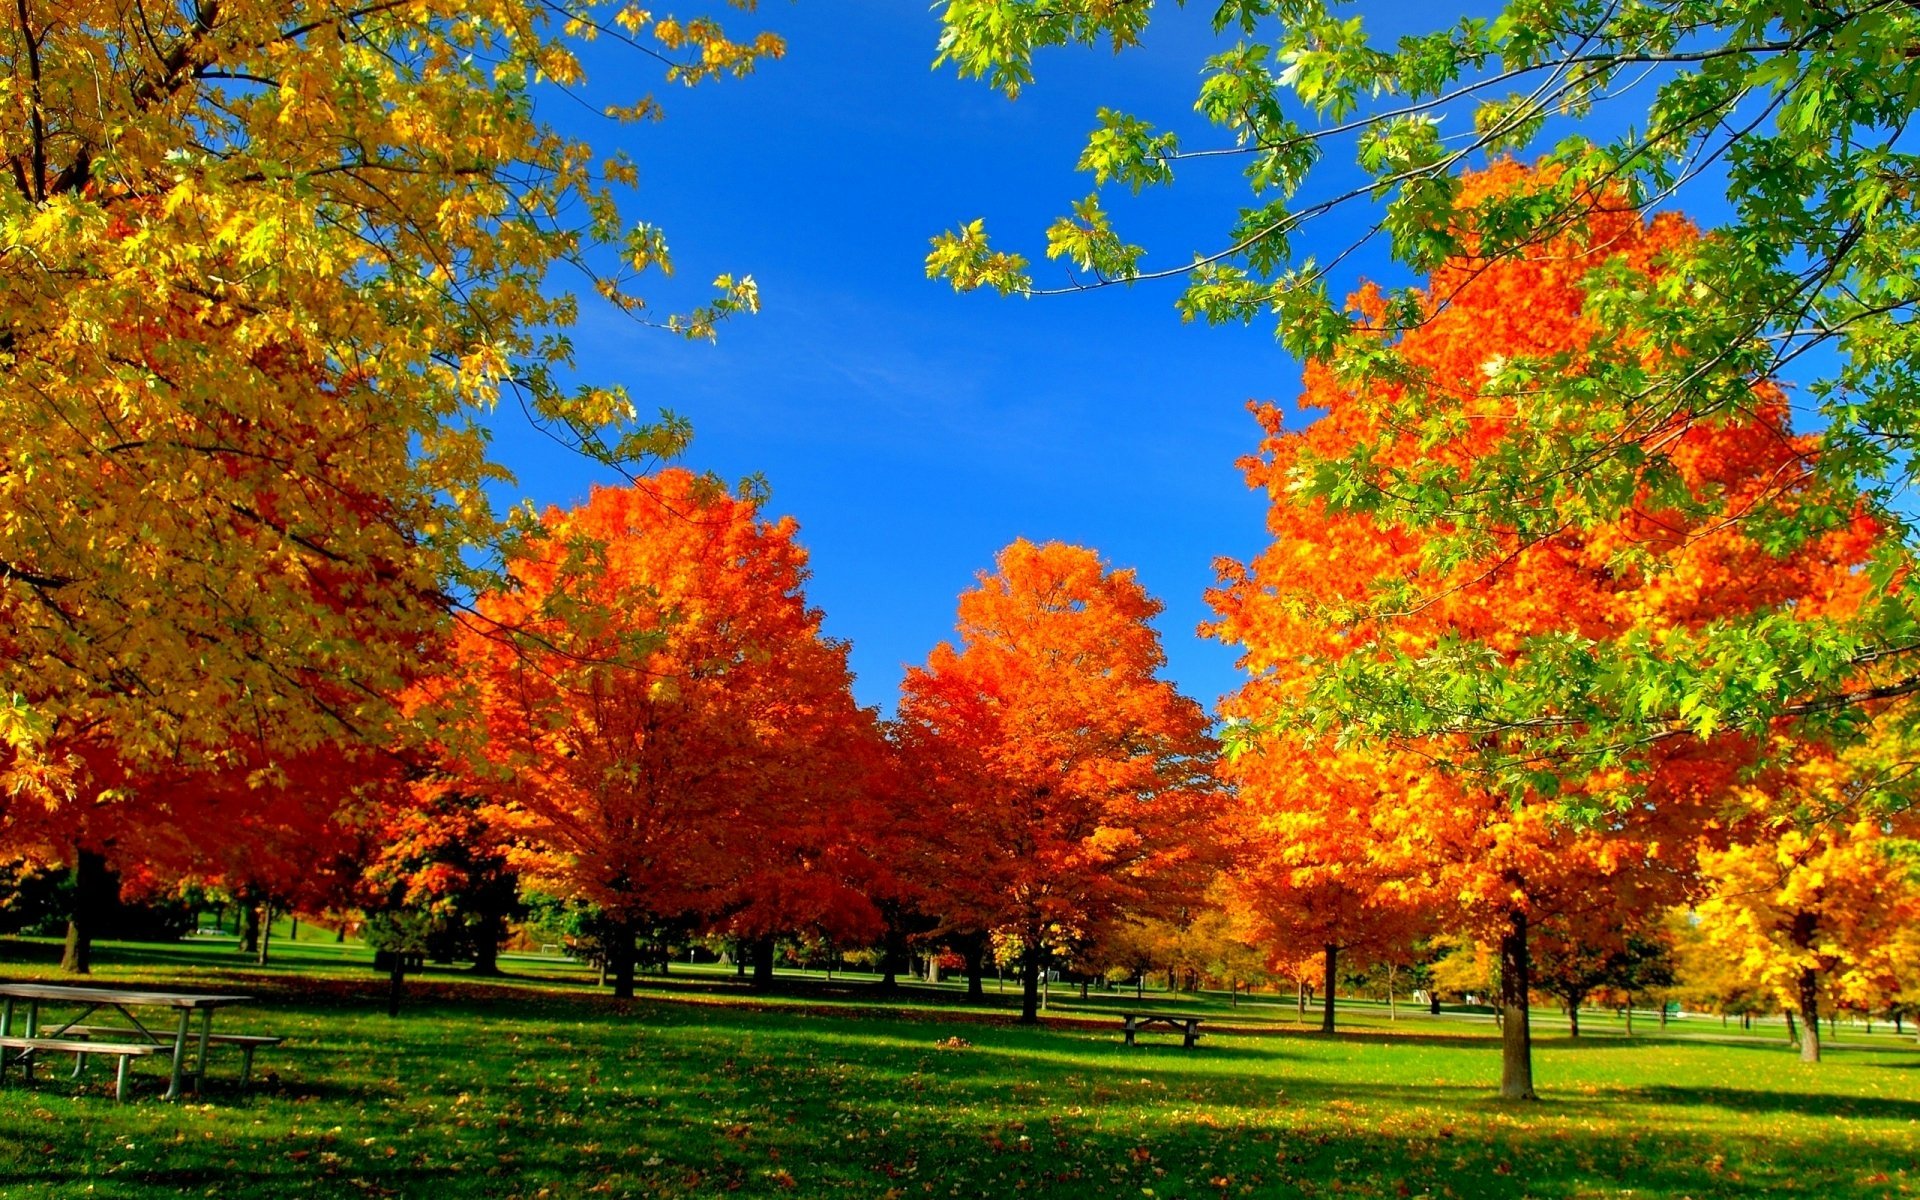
left=930, top=0, right=1920, bottom=772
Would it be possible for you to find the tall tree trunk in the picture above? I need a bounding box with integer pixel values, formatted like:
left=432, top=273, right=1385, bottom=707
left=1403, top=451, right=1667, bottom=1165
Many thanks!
left=1320, top=944, right=1338, bottom=1034
left=1386, top=964, right=1397, bottom=1021
left=878, top=925, right=904, bottom=991
left=960, top=934, right=987, bottom=1001
left=1297, top=980, right=1307, bottom=1018
left=468, top=905, right=505, bottom=977
left=59, top=849, right=110, bottom=974
left=608, top=919, right=637, bottom=1000
left=1564, top=991, right=1582, bottom=1038
left=1784, top=1008, right=1797, bottom=1044
left=1498, top=910, right=1536, bottom=1100
left=239, top=892, right=262, bottom=955
left=1429, top=990, right=1441, bottom=1016
left=1623, top=994, right=1633, bottom=1037
left=387, top=956, right=406, bottom=1018
left=256, top=898, right=273, bottom=966
left=750, top=936, right=775, bottom=990
left=1019, top=948, right=1042, bottom=1025
left=1797, top=969, right=1822, bottom=1063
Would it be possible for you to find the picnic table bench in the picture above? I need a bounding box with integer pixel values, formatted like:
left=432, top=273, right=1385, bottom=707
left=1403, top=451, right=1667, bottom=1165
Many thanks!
left=0, top=1035, right=165, bottom=1102
left=1120, top=1012, right=1205, bottom=1048
left=62, top=1025, right=286, bottom=1091
left=0, top=983, right=270, bottom=1101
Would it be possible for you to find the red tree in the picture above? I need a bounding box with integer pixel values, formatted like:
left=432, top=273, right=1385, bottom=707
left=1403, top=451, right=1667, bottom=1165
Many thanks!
left=899, top=539, right=1220, bottom=1022
left=457, top=473, right=877, bottom=997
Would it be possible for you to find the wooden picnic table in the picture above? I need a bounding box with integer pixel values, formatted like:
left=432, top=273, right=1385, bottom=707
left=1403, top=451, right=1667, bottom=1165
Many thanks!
left=0, top=982, right=259, bottom=1101
left=1120, top=1011, right=1205, bottom=1048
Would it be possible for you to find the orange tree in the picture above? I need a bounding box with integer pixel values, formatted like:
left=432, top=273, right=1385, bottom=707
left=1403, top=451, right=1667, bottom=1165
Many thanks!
left=1218, top=743, right=1432, bottom=1033
left=1206, top=165, right=1880, bottom=1097
left=452, top=472, right=876, bottom=998
left=898, top=539, right=1220, bottom=1023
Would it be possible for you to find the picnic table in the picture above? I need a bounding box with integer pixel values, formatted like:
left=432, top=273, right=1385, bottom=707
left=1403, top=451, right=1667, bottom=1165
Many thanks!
left=0, top=982, right=273, bottom=1101
left=1120, top=1011, right=1205, bottom=1048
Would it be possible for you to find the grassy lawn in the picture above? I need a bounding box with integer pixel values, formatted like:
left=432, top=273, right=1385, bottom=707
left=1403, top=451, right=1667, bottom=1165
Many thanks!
left=1, top=936, right=1915, bottom=1199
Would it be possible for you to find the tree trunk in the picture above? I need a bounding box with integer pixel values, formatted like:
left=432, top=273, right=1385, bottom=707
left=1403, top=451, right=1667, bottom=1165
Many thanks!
left=1784, top=1008, right=1797, bottom=1044
left=1320, top=944, right=1338, bottom=1034
left=961, top=935, right=987, bottom=1001
left=1797, top=969, right=1822, bottom=1063
left=60, top=849, right=111, bottom=974
left=1296, top=980, right=1307, bottom=1018
left=1498, top=910, right=1536, bottom=1100
left=1623, top=994, right=1632, bottom=1037
left=878, top=925, right=905, bottom=990
left=387, top=957, right=406, bottom=1018
left=1429, top=990, right=1441, bottom=1016
left=608, top=920, right=637, bottom=1000
left=1564, top=990, right=1583, bottom=1038
left=468, top=905, right=505, bottom=976
left=240, top=893, right=262, bottom=955
left=750, top=936, right=775, bottom=990
left=1019, top=949, right=1042, bottom=1025
left=1386, top=964, right=1397, bottom=1021
left=256, top=898, right=272, bottom=966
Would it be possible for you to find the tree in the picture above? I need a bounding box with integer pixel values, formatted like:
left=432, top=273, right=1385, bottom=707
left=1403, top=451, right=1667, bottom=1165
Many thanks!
left=358, top=779, right=523, bottom=976
left=898, top=539, right=1221, bottom=1023
left=457, top=472, right=878, bottom=999
left=1, top=1, right=774, bottom=831
left=1203, top=167, right=1871, bottom=1097
left=1693, top=759, right=1920, bottom=1063
left=930, top=0, right=1920, bottom=769
left=1219, top=743, right=1431, bottom=1033
left=1532, top=921, right=1675, bottom=1039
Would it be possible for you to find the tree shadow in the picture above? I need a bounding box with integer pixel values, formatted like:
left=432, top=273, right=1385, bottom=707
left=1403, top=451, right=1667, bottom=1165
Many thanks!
left=1626, top=1083, right=1920, bottom=1121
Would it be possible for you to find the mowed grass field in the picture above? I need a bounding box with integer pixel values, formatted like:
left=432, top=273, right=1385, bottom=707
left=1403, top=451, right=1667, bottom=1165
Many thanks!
left=1, top=935, right=1915, bottom=1199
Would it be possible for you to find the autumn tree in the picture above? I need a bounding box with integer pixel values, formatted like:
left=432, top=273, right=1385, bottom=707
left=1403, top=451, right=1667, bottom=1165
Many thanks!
left=1205, top=166, right=1878, bottom=1097
left=931, top=0, right=1920, bottom=765
left=1693, top=748, right=1920, bottom=1063
left=898, top=540, right=1220, bottom=1024
left=0, top=1, right=775, bottom=855
left=1219, top=744, right=1432, bottom=1033
left=456, top=473, right=878, bottom=999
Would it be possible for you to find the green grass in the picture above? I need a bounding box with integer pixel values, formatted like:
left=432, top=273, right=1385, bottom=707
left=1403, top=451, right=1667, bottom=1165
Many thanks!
left=2, top=937, right=1916, bottom=1199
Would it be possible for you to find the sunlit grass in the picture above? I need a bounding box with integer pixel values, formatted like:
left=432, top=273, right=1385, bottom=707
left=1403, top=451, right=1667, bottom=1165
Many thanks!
left=1, top=935, right=1914, bottom=1199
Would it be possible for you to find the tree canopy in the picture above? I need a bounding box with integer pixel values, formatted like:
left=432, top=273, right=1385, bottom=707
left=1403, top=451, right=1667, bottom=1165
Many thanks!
left=930, top=0, right=1920, bottom=774
left=0, top=0, right=774, bottom=809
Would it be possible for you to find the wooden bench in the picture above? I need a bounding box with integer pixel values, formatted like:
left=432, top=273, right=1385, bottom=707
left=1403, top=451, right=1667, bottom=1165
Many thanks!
left=0, top=1035, right=166, bottom=1102
left=1120, top=1013, right=1205, bottom=1048
left=63, top=1026, right=286, bottom=1091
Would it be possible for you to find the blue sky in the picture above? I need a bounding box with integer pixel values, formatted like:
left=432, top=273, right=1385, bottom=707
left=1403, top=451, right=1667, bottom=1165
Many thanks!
left=497, top=3, right=1326, bottom=715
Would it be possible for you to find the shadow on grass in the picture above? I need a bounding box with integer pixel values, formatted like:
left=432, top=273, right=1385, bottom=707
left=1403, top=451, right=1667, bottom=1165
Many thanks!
left=1626, top=1083, right=1920, bottom=1121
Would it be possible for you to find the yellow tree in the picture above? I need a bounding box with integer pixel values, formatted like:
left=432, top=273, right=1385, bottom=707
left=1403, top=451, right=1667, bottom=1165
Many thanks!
left=1695, top=749, right=1920, bottom=1063
left=0, top=2, right=775, bottom=837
